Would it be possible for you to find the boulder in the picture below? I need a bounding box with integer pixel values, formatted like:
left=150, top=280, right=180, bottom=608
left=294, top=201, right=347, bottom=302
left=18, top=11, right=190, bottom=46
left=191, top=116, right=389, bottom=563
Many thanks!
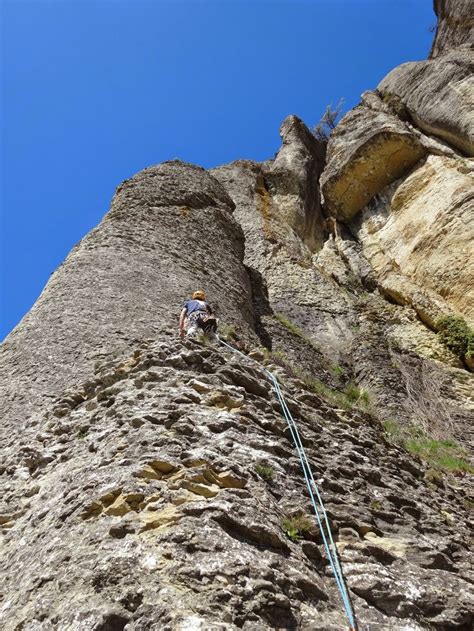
left=320, top=100, right=425, bottom=220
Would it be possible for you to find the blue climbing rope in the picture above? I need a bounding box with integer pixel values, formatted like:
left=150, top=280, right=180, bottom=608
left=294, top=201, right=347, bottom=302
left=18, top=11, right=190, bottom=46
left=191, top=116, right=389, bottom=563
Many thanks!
left=217, top=336, right=357, bottom=630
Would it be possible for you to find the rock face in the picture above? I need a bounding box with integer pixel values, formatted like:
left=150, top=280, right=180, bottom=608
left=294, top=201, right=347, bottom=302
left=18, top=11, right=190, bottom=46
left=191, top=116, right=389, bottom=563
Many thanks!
left=320, top=93, right=426, bottom=219
left=265, top=115, right=326, bottom=250
left=0, top=161, right=257, bottom=431
left=1, top=2, right=474, bottom=630
left=351, top=155, right=474, bottom=326
left=1, top=335, right=473, bottom=630
left=378, top=49, right=474, bottom=156
left=430, top=0, right=474, bottom=58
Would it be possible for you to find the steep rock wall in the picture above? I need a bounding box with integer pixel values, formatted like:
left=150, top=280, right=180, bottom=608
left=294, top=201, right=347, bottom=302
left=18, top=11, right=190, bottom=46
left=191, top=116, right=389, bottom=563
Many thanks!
left=0, top=161, right=257, bottom=432
left=1, top=2, right=473, bottom=630
left=212, top=116, right=360, bottom=364
left=430, top=0, right=474, bottom=58
left=1, top=335, right=472, bottom=630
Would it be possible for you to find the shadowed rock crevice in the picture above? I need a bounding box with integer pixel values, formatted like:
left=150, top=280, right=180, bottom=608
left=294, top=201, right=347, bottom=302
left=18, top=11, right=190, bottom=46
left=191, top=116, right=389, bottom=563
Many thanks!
left=245, top=266, right=274, bottom=349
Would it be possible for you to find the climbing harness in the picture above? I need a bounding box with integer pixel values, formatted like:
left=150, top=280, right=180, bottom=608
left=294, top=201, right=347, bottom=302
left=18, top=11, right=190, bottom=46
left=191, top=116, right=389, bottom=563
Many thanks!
left=188, top=311, right=218, bottom=334
left=217, top=336, right=357, bottom=631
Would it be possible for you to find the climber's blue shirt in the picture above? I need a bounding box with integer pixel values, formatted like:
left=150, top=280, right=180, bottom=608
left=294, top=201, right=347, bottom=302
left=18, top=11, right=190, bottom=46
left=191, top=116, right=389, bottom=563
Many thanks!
left=183, top=299, right=211, bottom=315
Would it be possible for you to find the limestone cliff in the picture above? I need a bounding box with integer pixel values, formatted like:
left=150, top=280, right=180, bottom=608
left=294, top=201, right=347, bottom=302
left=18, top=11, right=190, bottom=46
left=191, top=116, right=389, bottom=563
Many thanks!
left=1, top=1, right=473, bottom=630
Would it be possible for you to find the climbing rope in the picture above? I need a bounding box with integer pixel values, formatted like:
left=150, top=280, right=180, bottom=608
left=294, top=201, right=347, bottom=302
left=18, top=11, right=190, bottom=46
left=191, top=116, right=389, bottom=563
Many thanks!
left=217, top=336, right=357, bottom=631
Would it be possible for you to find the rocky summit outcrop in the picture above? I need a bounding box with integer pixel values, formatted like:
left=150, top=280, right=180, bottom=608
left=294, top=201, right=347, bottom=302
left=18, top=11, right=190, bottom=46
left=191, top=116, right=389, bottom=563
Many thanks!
left=378, top=49, right=474, bottom=156
left=376, top=1, right=474, bottom=157
left=1, top=1, right=474, bottom=630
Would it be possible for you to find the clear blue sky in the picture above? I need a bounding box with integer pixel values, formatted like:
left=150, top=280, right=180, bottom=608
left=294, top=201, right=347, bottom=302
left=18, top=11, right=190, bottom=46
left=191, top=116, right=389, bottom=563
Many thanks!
left=1, top=0, right=434, bottom=340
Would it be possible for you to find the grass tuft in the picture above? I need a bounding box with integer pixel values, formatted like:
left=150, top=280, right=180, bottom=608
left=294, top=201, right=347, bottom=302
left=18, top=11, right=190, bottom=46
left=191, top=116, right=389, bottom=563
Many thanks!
left=331, top=364, right=345, bottom=377
left=273, top=313, right=320, bottom=351
left=281, top=514, right=312, bottom=542
left=383, top=420, right=473, bottom=474
left=255, top=464, right=275, bottom=483
left=274, top=313, right=305, bottom=338
left=219, top=323, right=238, bottom=341
left=264, top=349, right=370, bottom=412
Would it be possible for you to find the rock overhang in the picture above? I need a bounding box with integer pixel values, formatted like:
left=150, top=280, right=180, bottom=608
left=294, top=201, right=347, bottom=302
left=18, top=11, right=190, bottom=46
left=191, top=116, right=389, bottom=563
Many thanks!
left=320, top=105, right=426, bottom=221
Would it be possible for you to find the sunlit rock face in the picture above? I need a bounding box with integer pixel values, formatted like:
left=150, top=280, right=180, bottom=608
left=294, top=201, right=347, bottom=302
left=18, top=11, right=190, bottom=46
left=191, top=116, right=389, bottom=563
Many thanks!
left=430, top=0, right=474, bottom=58
left=378, top=49, right=474, bottom=156
left=320, top=94, right=426, bottom=220
left=352, top=155, right=474, bottom=326
left=1, top=2, right=474, bottom=630
left=266, top=115, right=326, bottom=251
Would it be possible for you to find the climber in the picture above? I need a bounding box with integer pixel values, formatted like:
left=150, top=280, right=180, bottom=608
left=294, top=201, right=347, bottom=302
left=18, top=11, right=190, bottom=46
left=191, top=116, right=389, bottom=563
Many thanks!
left=179, top=290, right=218, bottom=339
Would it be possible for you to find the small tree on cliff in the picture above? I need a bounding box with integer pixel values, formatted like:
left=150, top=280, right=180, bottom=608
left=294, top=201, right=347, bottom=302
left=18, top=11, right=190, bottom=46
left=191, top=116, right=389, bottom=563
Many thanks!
left=312, top=98, right=344, bottom=142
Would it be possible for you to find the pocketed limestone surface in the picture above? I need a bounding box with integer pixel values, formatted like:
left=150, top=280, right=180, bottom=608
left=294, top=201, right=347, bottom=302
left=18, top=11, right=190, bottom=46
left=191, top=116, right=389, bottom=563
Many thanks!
left=1, top=335, right=472, bottom=630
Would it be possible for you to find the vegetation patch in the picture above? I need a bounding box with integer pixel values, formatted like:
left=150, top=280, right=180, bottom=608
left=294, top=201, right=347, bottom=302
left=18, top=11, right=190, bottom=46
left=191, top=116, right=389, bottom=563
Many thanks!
left=331, top=364, right=345, bottom=377
left=383, top=420, right=473, bottom=474
left=304, top=376, right=370, bottom=411
left=264, top=348, right=370, bottom=412
left=219, top=323, right=238, bottom=341
left=274, top=313, right=306, bottom=339
left=344, top=382, right=370, bottom=408
left=255, top=464, right=275, bottom=483
left=312, top=99, right=344, bottom=142
left=281, top=514, right=312, bottom=542
left=405, top=437, right=473, bottom=473
left=382, top=419, right=404, bottom=441
left=462, top=498, right=474, bottom=511
left=436, top=315, right=474, bottom=365
left=273, top=313, right=321, bottom=352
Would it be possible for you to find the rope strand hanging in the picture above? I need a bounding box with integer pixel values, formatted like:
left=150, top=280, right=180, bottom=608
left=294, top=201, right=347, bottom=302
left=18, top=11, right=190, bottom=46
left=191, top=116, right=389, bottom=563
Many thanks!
left=217, top=336, right=357, bottom=631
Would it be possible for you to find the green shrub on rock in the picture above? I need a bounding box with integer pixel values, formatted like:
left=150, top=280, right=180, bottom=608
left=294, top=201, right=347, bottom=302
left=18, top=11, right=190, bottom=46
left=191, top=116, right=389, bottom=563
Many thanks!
left=436, top=315, right=474, bottom=365
left=255, top=464, right=275, bottom=483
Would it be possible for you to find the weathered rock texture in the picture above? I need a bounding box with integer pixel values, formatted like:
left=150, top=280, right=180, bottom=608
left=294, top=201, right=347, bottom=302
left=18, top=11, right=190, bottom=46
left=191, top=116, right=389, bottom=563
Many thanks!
left=430, top=0, right=474, bottom=58
left=1, top=2, right=474, bottom=630
left=0, top=161, right=257, bottom=431
left=266, top=115, right=326, bottom=250
left=320, top=93, right=426, bottom=219
left=351, top=155, right=474, bottom=326
left=378, top=50, right=474, bottom=156
left=1, top=335, right=473, bottom=630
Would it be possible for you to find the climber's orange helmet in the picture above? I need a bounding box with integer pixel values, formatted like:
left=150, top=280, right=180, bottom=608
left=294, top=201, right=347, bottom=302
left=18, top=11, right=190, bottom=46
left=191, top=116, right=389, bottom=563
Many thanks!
left=192, top=290, right=206, bottom=300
